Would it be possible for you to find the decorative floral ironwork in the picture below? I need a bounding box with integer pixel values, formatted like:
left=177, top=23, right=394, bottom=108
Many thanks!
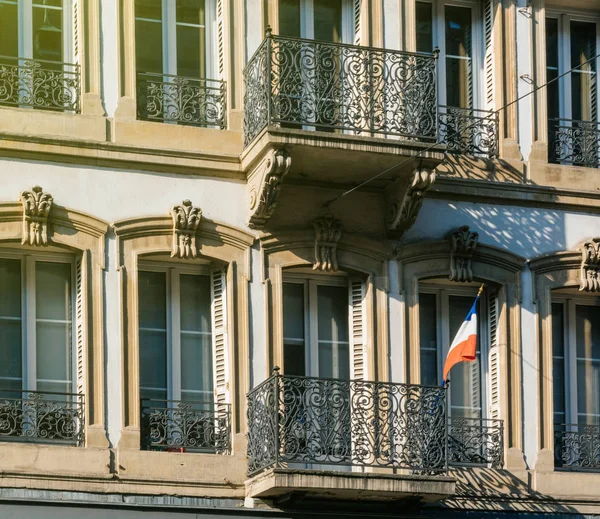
left=137, top=72, right=226, bottom=129
left=448, top=417, right=503, bottom=468
left=0, top=390, right=84, bottom=446
left=243, top=33, right=439, bottom=146
left=247, top=371, right=448, bottom=476
left=0, top=56, right=80, bottom=112
left=141, top=399, right=231, bottom=454
left=549, top=118, right=600, bottom=168
left=438, top=106, right=499, bottom=158
left=555, top=423, right=600, bottom=471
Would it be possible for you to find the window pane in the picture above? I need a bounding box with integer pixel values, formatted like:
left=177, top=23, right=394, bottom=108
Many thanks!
left=576, top=305, right=600, bottom=360
left=135, top=0, right=163, bottom=73
left=317, top=285, right=349, bottom=379
left=415, top=2, right=433, bottom=53
left=177, top=0, right=204, bottom=24
left=136, top=0, right=161, bottom=20
left=279, top=0, right=300, bottom=38
left=177, top=24, right=204, bottom=78
left=576, top=305, right=600, bottom=425
left=314, top=0, right=342, bottom=43
left=0, top=258, right=21, bottom=391
left=445, top=6, right=472, bottom=108
left=283, top=282, right=305, bottom=376
left=552, top=303, right=565, bottom=424
left=0, top=2, right=18, bottom=58
left=180, top=274, right=213, bottom=398
left=546, top=18, right=559, bottom=120
left=32, top=4, right=63, bottom=62
left=36, top=262, right=72, bottom=394
left=570, top=21, right=597, bottom=122
left=419, top=292, right=437, bottom=386
left=138, top=271, right=167, bottom=400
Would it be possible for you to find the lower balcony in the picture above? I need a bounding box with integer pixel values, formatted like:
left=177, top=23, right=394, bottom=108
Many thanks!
left=448, top=417, right=504, bottom=469
left=438, top=106, right=499, bottom=158
left=0, top=390, right=84, bottom=446
left=246, top=373, right=455, bottom=503
left=549, top=118, right=600, bottom=169
left=554, top=423, right=600, bottom=471
left=140, top=398, right=231, bottom=454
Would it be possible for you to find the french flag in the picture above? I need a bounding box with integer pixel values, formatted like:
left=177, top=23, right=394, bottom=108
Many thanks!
left=443, top=287, right=483, bottom=382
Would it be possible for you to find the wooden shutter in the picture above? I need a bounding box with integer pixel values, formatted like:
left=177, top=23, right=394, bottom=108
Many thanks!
left=487, top=291, right=500, bottom=419
left=211, top=268, right=229, bottom=404
left=483, top=0, right=495, bottom=110
left=75, top=254, right=87, bottom=396
left=349, top=278, right=367, bottom=380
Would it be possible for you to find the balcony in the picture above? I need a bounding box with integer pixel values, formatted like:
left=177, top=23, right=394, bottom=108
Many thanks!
left=438, top=106, right=499, bottom=158
left=554, top=423, right=600, bottom=471
left=137, top=72, right=227, bottom=129
left=141, top=398, right=231, bottom=454
left=0, top=390, right=84, bottom=446
left=549, top=118, right=600, bottom=169
left=246, top=372, right=455, bottom=502
left=0, top=56, right=80, bottom=112
left=448, top=417, right=504, bottom=469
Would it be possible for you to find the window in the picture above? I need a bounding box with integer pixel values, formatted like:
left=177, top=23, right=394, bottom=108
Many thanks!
left=279, top=0, right=354, bottom=43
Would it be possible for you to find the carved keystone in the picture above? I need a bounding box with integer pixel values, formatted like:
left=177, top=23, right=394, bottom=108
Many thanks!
left=448, top=226, right=479, bottom=283
left=580, top=238, right=600, bottom=292
left=20, top=186, right=53, bottom=246
left=171, top=200, right=202, bottom=259
left=385, top=168, right=435, bottom=238
left=313, top=215, right=343, bottom=272
left=248, top=149, right=291, bottom=229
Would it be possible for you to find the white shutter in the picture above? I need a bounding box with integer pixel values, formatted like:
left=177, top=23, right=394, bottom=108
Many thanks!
left=217, top=0, right=225, bottom=79
left=483, top=0, right=495, bottom=110
left=72, top=0, right=80, bottom=64
left=349, top=278, right=367, bottom=380
left=487, top=292, right=500, bottom=419
left=211, top=268, right=229, bottom=404
left=75, top=254, right=86, bottom=397
left=353, top=0, right=361, bottom=46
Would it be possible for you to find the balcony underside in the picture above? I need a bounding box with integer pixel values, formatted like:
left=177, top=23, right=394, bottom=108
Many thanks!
left=246, top=468, right=456, bottom=503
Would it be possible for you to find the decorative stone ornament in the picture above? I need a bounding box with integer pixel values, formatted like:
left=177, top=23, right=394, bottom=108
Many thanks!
left=580, top=238, right=600, bottom=292
left=170, top=200, right=202, bottom=259
left=449, top=225, right=479, bottom=283
left=313, top=215, right=343, bottom=272
left=385, top=168, right=436, bottom=238
left=20, top=186, right=53, bottom=246
left=248, top=149, right=291, bottom=229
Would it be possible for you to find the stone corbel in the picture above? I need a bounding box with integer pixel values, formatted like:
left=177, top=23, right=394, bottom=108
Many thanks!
left=385, top=168, right=436, bottom=238
left=313, top=215, right=343, bottom=272
left=247, top=149, right=291, bottom=229
left=580, top=238, right=600, bottom=292
left=171, top=200, right=202, bottom=259
left=20, top=186, right=53, bottom=246
left=448, top=225, right=479, bottom=283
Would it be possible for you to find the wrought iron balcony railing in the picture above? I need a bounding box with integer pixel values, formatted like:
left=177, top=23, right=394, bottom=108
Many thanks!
left=247, top=371, right=448, bottom=476
left=448, top=417, right=504, bottom=468
left=137, top=72, right=227, bottom=129
left=549, top=118, right=600, bottom=168
left=555, top=423, right=600, bottom=471
left=141, top=398, right=231, bottom=454
left=0, top=390, right=84, bottom=446
left=243, top=31, right=439, bottom=147
left=0, top=56, right=80, bottom=112
left=438, top=106, right=499, bottom=158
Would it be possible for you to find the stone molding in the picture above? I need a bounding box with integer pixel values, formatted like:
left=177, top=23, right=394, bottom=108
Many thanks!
left=247, top=148, right=291, bottom=229
left=579, top=238, right=600, bottom=292
left=20, top=186, right=53, bottom=246
left=170, top=200, right=202, bottom=259
left=385, top=168, right=436, bottom=238
left=448, top=226, right=479, bottom=283
left=313, top=215, right=343, bottom=272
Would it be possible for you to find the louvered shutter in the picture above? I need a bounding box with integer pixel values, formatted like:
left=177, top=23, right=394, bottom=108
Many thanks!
left=72, top=0, right=80, bottom=64
left=216, top=0, right=225, bottom=79
left=211, top=268, right=229, bottom=404
left=353, top=0, right=361, bottom=46
left=75, top=255, right=86, bottom=397
left=483, top=0, right=495, bottom=111
left=488, top=292, right=500, bottom=419
left=349, top=278, right=367, bottom=380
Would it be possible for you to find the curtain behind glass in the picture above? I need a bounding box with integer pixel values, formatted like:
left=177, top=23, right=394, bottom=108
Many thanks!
left=570, top=21, right=597, bottom=122
left=445, top=5, right=472, bottom=109
left=552, top=302, right=566, bottom=426
left=176, top=0, right=206, bottom=78
left=135, top=0, right=163, bottom=73
left=283, top=282, right=306, bottom=376
left=576, top=305, right=600, bottom=425
left=0, top=258, right=22, bottom=396
left=419, top=292, right=438, bottom=386
left=317, top=285, right=349, bottom=379
left=36, top=261, right=72, bottom=396
left=0, top=1, right=19, bottom=59
left=415, top=1, right=433, bottom=53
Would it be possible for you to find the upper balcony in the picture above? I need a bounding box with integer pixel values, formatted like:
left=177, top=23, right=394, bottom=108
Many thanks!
left=549, top=118, right=600, bottom=169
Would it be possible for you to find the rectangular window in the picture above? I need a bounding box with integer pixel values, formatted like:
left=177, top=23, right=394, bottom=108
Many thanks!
left=415, top=1, right=433, bottom=53
left=445, top=5, right=473, bottom=109
left=570, top=21, right=597, bottom=122
left=552, top=302, right=566, bottom=426
left=546, top=17, right=560, bottom=120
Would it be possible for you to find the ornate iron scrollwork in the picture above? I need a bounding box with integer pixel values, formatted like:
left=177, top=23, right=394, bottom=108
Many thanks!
left=438, top=106, right=499, bottom=158
left=549, top=118, right=600, bottom=168
left=448, top=417, right=504, bottom=468
left=554, top=423, right=600, bottom=471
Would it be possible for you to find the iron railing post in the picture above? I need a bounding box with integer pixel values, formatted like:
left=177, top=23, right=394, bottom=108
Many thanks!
left=444, top=383, right=449, bottom=473
left=272, top=366, right=281, bottom=468
left=265, top=27, right=273, bottom=129
left=433, top=47, right=440, bottom=144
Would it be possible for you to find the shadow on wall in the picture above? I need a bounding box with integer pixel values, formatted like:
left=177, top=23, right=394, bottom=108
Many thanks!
left=431, top=467, right=581, bottom=516
left=402, top=201, right=566, bottom=260
left=438, top=154, right=524, bottom=184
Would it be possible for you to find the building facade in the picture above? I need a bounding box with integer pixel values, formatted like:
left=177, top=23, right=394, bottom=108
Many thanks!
left=0, top=0, right=598, bottom=517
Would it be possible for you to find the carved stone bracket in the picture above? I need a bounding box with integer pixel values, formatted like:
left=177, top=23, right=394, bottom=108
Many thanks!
left=247, top=149, right=292, bottom=229
left=385, top=168, right=436, bottom=238
left=171, top=200, right=202, bottom=259
left=313, top=215, right=343, bottom=272
left=448, top=225, right=479, bottom=282
left=20, top=186, right=53, bottom=246
left=580, top=238, right=600, bottom=292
